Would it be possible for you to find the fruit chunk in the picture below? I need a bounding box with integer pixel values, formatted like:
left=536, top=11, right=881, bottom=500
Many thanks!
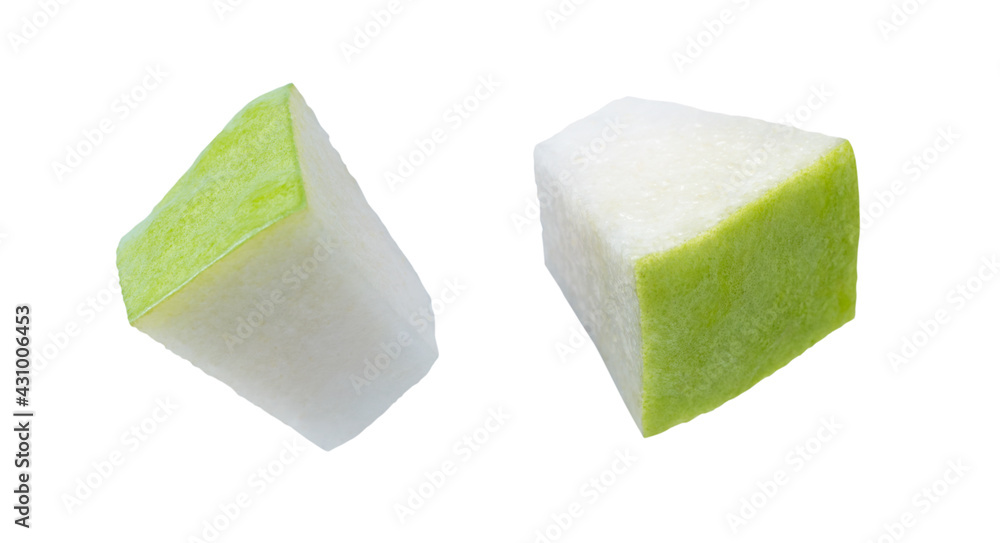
left=117, top=84, right=437, bottom=450
left=534, top=98, right=858, bottom=437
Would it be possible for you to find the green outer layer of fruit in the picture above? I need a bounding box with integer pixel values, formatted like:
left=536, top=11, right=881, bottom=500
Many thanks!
left=635, top=141, right=859, bottom=437
left=117, top=84, right=304, bottom=323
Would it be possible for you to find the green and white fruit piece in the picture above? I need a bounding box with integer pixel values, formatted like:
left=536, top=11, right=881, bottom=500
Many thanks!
left=535, top=98, right=858, bottom=437
left=117, top=84, right=437, bottom=450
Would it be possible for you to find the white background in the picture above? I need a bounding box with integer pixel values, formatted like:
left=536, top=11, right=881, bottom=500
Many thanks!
left=2, top=0, right=998, bottom=541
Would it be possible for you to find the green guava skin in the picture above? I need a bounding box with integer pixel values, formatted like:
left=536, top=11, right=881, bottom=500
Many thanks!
left=636, top=141, right=859, bottom=437
left=117, top=84, right=303, bottom=324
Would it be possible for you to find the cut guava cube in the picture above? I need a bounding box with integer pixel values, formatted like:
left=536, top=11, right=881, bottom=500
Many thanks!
left=534, top=98, right=858, bottom=437
left=117, top=84, right=437, bottom=450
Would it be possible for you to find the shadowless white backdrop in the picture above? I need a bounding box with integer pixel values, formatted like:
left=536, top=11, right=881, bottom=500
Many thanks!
left=2, top=0, right=998, bottom=541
